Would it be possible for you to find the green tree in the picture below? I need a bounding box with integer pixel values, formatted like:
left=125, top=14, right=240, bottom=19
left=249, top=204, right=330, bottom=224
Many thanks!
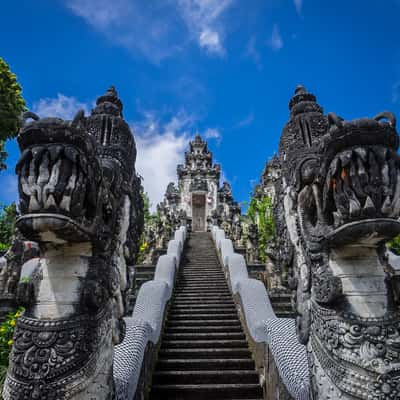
left=142, top=192, right=152, bottom=224
left=388, top=235, right=400, bottom=256
left=0, top=58, right=26, bottom=170
left=247, top=195, right=276, bottom=262
left=137, top=193, right=159, bottom=263
left=0, top=203, right=17, bottom=252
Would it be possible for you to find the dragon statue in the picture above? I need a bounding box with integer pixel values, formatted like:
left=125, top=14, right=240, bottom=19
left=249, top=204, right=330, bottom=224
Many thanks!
left=275, top=85, right=400, bottom=399
left=3, top=87, right=144, bottom=400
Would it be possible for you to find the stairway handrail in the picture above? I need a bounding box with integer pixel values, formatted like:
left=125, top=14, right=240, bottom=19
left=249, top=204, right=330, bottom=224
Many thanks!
left=113, top=226, right=187, bottom=400
left=211, top=225, right=310, bottom=400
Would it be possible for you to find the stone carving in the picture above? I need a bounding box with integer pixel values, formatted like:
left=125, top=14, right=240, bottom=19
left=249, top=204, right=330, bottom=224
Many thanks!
left=275, top=85, right=400, bottom=399
left=246, top=223, right=259, bottom=263
left=3, top=87, right=143, bottom=400
left=0, top=235, right=39, bottom=318
left=152, top=135, right=241, bottom=234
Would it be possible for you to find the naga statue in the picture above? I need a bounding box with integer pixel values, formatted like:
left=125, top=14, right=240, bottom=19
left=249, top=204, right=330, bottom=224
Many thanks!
left=0, top=235, right=39, bottom=318
left=275, top=85, right=400, bottom=399
left=246, top=222, right=259, bottom=264
left=3, top=87, right=144, bottom=400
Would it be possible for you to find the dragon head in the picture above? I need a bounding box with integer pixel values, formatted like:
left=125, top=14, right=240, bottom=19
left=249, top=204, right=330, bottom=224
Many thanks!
left=15, top=87, right=143, bottom=314
left=276, top=86, right=400, bottom=399
left=280, top=85, right=400, bottom=252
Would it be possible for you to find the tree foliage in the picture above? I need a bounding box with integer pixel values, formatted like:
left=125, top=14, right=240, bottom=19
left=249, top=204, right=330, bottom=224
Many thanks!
left=0, top=57, right=26, bottom=170
left=0, top=308, right=24, bottom=396
left=0, top=203, right=17, bottom=253
left=247, top=195, right=276, bottom=262
left=142, top=192, right=152, bottom=225
left=137, top=192, right=159, bottom=263
left=388, top=235, right=400, bottom=256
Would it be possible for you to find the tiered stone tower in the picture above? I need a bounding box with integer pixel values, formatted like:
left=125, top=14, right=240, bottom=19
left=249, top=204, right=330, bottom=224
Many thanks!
left=176, top=135, right=220, bottom=231
left=159, top=135, right=239, bottom=232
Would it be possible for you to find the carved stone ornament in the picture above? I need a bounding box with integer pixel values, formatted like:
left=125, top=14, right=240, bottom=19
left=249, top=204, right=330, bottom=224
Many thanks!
left=275, top=85, right=400, bottom=399
left=4, top=304, right=114, bottom=400
left=3, top=87, right=143, bottom=400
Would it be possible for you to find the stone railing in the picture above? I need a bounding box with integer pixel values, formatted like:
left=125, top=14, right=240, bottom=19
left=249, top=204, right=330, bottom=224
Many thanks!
left=211, top=226, right=309, bottom=400
left=113, top=226, right=187, bottom=400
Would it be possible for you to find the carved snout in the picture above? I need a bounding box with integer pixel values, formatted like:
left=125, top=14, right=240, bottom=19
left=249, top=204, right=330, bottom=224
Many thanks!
left=374, top=111, right=396, bottom=128
left=327, top=112, right=344, bottom=130
left=21, top=111, right=40, bottom=127
left=71, top=109, right=86, bottom=128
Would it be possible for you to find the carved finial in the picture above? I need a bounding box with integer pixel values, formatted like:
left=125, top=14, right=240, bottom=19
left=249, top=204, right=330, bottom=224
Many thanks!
left=107, top=86, right=118, bottom=97
left=94, top=86, right=123, bottom=115
left=295, top=84, right=307, bottom=95
left=289, top=84, right=322, bottom=115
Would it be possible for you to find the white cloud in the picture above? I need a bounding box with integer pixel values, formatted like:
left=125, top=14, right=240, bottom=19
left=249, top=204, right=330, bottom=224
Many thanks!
left=245, top=36, right=262, bottom=70
left=204, top=127, right=222, bottom=145
left=204, top=128, right=221, bottom=139
left=32, top=94, right=90, bottom=119
left=66, top=0, right=128, bottom=29
left=175, top=0, right=234, bottom=55
left=65, top=0, right=185, bottom=63
left=267, top=24, right=283, bottom=51
left=237, top=112, right=255, bottom=128
left=133, top=111, right=193, bottom=210
left=199, top=29, right=223, bottom=54
left=64, top=0, right=234, bottom=61
left=294, top=0, right=302, bottom=15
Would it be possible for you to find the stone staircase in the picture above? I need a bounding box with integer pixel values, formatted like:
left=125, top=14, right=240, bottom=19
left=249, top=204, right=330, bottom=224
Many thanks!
left=149, top=232, right=264, bottom=400
left=269, top=292, right=295, bottom=318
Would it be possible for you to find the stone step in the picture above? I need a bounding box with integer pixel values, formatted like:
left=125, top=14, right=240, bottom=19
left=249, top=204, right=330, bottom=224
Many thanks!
left=167, top=321, right=241, bottom=329
left=158, top=348, right=252, bottom=359
left=173, top=296, right=233, bottom=301
left=162, top=332, right=246, bottom=340
left=178, top=278, right=225, bottom=282
left=155, top=358, right=255, bottom=371
left=172, top=305, right=235, bottom=310
left=149, top=234, right=263, bottom=399
left=172, top=300, right=235, bottom=305
left=165, top=325, right=243, bottom=334
left=176, top=282, right=228, bottom=286
left=168, top=313, right=238, bottom=320
left=161, top=340, right=248, bottom=349
left=175, top=288, right=230, bottom=293
left=175, top=286, right=229, bottom=291
left=152, top=370, right=260, bottom=385
left=134, top=265, right=155, bottom=273
left=150, top=383, right=263, bottom=399
left=182, top=270, right=222, bottom=273
left=179, top=275, right=222, bottom=278
left=170, top=306, right=236, bottom=313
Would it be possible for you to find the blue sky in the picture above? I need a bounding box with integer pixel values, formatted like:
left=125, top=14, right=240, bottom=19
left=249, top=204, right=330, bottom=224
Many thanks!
left=1, top=0, right=400, bottom=210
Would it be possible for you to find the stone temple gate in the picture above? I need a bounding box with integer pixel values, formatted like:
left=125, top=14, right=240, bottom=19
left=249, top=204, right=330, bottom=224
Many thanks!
left=160, top=134, right=240, bottom=232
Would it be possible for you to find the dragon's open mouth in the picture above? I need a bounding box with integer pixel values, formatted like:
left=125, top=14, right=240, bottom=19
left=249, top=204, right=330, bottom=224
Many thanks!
left=17, top=144, right=97, bottom=218
left=15, top=118, right=100, bottom=242
left=323, top=145, right=400, bottom=227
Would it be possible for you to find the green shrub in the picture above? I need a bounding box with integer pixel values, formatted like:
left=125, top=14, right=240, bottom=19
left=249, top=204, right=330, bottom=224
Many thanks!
left=0, top=308, right=24, bottom=367
left=247, top=195, right=276, bottom=262
left=0, top=204, right=17, bottom=253
left=0, top=57, right=26, bottom=170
